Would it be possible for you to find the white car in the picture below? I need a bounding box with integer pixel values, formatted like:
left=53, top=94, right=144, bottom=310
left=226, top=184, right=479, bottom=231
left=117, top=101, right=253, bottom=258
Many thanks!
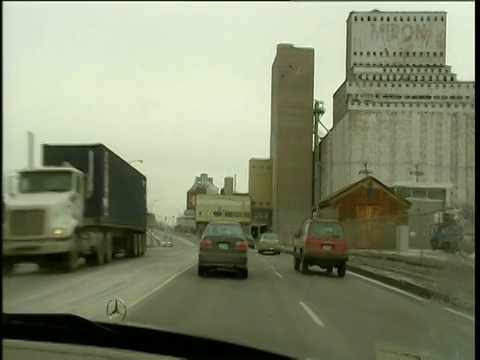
left=161, top=238, right=173, bottom=247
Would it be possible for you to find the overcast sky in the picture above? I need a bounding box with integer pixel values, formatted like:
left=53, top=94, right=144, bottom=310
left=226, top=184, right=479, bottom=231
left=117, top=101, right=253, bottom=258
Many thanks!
left=3, top=2, right=475, bottom=222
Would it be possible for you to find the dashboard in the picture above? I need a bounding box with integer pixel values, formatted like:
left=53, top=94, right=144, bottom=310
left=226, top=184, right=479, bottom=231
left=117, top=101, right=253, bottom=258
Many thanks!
left=3, top=339, right=179, bottom=360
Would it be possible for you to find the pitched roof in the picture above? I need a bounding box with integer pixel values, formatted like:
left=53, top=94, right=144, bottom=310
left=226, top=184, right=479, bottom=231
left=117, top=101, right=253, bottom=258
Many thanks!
left=318, top=175, right=411, bottom=209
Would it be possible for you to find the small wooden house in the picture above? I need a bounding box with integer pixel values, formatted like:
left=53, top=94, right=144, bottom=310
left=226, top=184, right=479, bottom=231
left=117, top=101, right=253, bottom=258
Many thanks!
left=316, top=176, right=411, bottom=249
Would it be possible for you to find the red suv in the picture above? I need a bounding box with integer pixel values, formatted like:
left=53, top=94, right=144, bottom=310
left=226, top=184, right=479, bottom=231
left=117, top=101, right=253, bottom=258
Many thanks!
left=293, top=219, right=349, bottom=278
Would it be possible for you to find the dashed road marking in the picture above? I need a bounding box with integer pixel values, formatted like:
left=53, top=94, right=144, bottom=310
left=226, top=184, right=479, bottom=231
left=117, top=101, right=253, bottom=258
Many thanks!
left=270, top=265, right=284, bottom=279
left=299, top=301, right=325, bottom=328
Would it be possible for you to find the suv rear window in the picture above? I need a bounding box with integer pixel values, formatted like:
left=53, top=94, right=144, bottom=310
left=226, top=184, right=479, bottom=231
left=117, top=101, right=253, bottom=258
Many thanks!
left=204, top=223, right=244, bottom=238
left=309, top=222, right=344, bottom=238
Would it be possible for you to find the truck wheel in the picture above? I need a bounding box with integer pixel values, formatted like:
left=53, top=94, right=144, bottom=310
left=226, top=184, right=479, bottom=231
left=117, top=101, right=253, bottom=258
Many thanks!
left=61, top=251, right=79, bottom=273
left=126, top=234, right=135, bottom=257
left=86, top=240, right=105, bottom=266
left=134, top=235, right=140, bottom=257
left=104, top=234, right=113, bottom=263
left=142, top=234, right=147, bottom=255
left=325, top=266, right=333, bottom=274
left=300, top=252, right=309, bottom=274
left=138, top=235, right=145, bottom=256
left=337, top=262, right=346, bottom=278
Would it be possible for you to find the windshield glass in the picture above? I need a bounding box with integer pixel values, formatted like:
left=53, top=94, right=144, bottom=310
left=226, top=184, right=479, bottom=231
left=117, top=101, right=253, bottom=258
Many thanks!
left=3, top=2, right=475, bottom=360
left=310, top=222, right=344, bottom=238
left=263, top=233, right=279, bottom=241
left=18, top=171, right=73, bottom=193
left=203, top=223, right=244, bottom=238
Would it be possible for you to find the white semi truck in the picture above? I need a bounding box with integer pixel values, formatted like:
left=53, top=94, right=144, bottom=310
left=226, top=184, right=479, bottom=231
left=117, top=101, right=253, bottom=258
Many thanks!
left=3, top=143, right=148, bottom=273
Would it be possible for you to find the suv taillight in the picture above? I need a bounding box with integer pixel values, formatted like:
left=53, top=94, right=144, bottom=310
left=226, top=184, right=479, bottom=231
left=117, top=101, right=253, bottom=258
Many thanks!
left=200, top=238, right=213, bottom=250
left=234, top=240, right=248, bottom=252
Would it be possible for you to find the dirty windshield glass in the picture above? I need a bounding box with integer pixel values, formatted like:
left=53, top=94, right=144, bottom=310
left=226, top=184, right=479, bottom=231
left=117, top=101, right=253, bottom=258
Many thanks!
left=263, top=233, right=279, bottom=241
left=18, top=171, right=72, bottom=193
left=3, top=2, right=475, bottom=360
left=204, top=223, right=244, bottom=238
left=310, top=222, right=345, bottom=238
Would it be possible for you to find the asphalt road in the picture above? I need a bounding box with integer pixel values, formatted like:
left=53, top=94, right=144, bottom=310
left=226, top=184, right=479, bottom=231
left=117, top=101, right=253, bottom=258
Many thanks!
left=128, top=249, right=475, bottom=360
left=3, top=231, right=198, bottom=320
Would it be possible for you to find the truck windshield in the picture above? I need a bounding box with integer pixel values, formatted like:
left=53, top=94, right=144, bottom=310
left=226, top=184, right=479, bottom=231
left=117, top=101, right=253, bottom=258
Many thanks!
left=19, top=171, right=73, bottom=193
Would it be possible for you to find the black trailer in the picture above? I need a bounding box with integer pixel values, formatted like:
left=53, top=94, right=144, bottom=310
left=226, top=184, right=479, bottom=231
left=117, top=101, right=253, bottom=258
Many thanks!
left=43, top=143, right=148, bottom=268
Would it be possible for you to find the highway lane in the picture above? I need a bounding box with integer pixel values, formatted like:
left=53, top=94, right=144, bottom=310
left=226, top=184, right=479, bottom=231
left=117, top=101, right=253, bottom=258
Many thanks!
left=3, top=232, right=198, bottom=321
left=264, top=252, right=475, bottom=360
left=128, top=250, right=475, bottom=360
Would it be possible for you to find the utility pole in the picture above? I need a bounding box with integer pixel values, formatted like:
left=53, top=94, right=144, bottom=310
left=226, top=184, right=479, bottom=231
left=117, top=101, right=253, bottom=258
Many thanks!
left=409, top=164, right=424, bottom=182
left=312, top=100, right=326, bottom=212
left=359, top=162, right=373, bottom=177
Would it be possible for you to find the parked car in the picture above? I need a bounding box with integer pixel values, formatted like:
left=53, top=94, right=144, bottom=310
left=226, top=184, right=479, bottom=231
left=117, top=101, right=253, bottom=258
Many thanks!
left=198, top=222, right=249, bottom=279
left=431, top=224, right=463, bottom=253
left=258, top=233, right=282, bottom=255
left=293, top=219, right=349, bottom=278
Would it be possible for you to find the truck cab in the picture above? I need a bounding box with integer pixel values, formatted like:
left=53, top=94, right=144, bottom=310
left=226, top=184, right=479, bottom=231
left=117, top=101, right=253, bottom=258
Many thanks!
left=2, top=163, right=96, bottom=273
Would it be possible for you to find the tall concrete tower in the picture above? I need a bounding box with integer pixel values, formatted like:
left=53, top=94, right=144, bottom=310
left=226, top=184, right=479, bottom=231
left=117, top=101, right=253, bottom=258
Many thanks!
left=270, top=44, right=315, bottom=236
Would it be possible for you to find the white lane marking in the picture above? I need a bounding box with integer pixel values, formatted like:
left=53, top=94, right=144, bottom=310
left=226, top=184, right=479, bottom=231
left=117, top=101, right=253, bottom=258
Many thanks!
left=349, top=271, right=475, bottom=322
left=347, top=271, right=429, bottom=303
left=129, top=261, right=198, bottom=309
left=270, top=265, right=284, bottom=279
left=299, top=301, right=325, bottom=328
left=443, top=307, right=475, bottom=322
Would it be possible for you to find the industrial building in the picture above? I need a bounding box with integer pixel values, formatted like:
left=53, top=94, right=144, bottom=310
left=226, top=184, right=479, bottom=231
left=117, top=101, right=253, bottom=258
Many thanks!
left=175, top=173, right=219, bottom=232
left=248, top=158, right=273, bottom=229
left=320, top=10, right=475, bottom=209
left=186, top=173, right=219, bottom=210
left=194, top=193, right=252, bottom=234
left=270, top=44, right=315, bottom=237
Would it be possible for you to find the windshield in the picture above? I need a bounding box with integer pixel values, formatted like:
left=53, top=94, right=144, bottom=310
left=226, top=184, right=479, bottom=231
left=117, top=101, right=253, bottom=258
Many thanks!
left=18, top=171, right=73, bottom=193
left=310, top=222, right=345, bottom=238
left=3, top=2, right=475, bottom=360
left=203, top=223, right=245, bottom=238
left=263, top=233, right=279, bottom=241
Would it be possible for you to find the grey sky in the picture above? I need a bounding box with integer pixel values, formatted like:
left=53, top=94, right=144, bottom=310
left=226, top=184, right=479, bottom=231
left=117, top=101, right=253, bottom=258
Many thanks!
left=3, top=2, right=475, bottom=221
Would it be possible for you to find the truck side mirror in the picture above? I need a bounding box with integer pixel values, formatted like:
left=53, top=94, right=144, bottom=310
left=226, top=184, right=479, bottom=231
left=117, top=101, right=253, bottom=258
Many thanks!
left=295, top=231, right=301, bottom=238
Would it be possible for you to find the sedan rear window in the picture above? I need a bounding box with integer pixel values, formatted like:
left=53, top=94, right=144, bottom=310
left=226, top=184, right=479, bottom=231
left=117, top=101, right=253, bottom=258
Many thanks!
left=263, top=233, right=279, bottom=240
left=204, top=223, right=244, bottom=238
left=309, top=222, right=344, bottom=238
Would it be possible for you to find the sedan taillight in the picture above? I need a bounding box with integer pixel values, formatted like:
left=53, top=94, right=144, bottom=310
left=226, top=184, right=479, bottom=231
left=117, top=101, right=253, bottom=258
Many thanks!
left=200, top=238, right=213, bottom=250
left=234, top=240, right=248, bottom=252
